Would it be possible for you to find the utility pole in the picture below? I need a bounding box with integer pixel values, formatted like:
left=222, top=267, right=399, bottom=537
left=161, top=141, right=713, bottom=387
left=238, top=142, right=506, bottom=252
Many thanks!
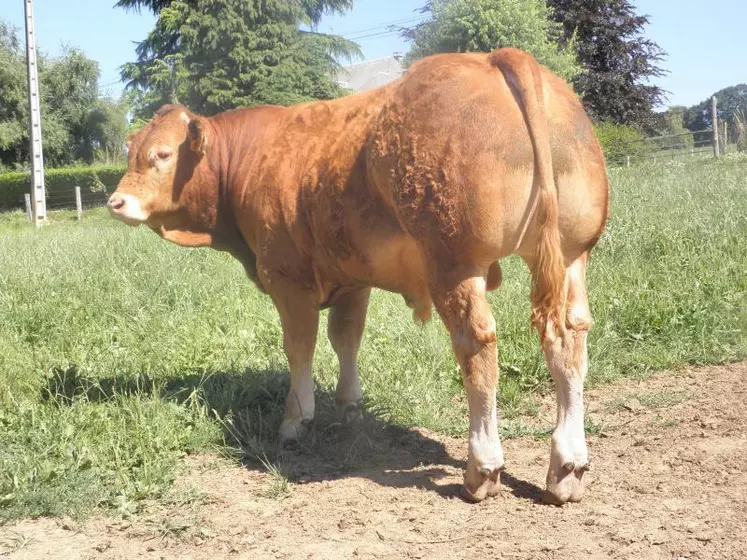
left=24, top=0, right=46, bottom=226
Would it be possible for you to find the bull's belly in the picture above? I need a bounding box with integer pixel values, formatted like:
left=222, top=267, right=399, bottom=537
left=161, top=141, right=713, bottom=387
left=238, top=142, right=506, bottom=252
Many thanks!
left=337, top=232, right=434, bottom=321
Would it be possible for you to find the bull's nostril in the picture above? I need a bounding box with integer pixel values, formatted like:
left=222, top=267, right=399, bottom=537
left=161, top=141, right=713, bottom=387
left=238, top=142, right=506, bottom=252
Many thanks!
left=108, top=197, right=125, bottom=211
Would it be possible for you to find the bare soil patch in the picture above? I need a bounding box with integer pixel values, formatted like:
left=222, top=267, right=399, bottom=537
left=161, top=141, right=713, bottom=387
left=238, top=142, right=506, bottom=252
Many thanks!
left=3, top=361, right=746, bottom=560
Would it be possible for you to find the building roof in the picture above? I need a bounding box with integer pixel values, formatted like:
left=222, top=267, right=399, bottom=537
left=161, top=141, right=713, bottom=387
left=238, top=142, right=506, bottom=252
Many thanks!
left=336, top=55, right=405, bottom=93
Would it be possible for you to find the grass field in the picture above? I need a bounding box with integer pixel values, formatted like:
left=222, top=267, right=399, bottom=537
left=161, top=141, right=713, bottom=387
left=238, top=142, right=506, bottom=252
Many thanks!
left=1, top=156, right=746, bottom=520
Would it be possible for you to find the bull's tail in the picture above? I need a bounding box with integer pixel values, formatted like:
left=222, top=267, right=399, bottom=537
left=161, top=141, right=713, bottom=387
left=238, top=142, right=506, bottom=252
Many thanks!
left=490, top=48, right=566, bottom=340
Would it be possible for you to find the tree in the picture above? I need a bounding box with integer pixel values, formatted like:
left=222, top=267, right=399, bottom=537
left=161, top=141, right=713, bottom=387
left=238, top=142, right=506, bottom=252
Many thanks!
left=41, top=47, right=100, bottom=164
left=547, top=0, right=667, bottom=127
left=115, top=0, right=354, bottom=19
left=119, top=0, right=360, bottom=118
left=647, top=106, right=693, bottom=151
left=81, top=97, right=130, bottom=164
left=401, top=0, right=580, bottom=80
left=0, top=21, right=27, bottom=169
left=0, top=20, right=128, bottom=170
left=683, top=85, right=747, bottom=134
left=681, top=84, right=747, bottom=150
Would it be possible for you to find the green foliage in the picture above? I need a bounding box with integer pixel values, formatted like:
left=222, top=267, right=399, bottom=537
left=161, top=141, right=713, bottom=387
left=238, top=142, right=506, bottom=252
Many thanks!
left=547, top=0, right=667, bottom=127
left=0, top=21, right=28, bottom=169
left=40, top=47, right=100, bottom=163
left=0, top=157, right=745, bottom=519
left=0, top=165, right=125, bottom=209
left=115, top=0, right=354, bottom=24
left=95, top=165, right=129, bottom=189
left=647, top=106, right=694, bottom=151
left=593, top=121, right=645, bottom=165
left=83, top=98, right=131, bottom=165
left=402, top=0, right=580, bottom=80
left=0, top=20, right=129, bottom=169
left=120, top=0, right=360, bottom=118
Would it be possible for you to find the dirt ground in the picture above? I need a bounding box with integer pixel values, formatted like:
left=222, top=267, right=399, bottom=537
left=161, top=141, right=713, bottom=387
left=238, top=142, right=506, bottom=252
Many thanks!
left=2, top=361, right=746, bottom=560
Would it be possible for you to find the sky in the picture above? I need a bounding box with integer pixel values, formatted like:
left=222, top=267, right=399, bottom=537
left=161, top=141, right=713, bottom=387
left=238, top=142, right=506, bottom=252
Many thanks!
left=1, top=0, right=746, bottom=108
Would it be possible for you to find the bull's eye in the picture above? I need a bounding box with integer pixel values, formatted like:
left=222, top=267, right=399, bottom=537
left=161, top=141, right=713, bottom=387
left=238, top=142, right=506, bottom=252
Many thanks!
left=157, top=148, right=173, bottom=161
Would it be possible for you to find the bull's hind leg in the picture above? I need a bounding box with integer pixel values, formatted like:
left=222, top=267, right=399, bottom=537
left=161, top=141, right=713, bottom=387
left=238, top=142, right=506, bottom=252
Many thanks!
left=537, top=253, right=592, bottom=504
left=328, top=288, right=371, bottom=422
left=432, top=271, right=504, bottom=502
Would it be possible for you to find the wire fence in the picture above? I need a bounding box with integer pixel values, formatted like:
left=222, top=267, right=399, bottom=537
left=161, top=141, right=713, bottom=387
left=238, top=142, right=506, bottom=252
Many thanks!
left=605, top=128, right=719, bottom=167
left=605, top=96, right=737, bottom=168
left=20, top=185, right=111, bottom=222
left=44, top=188, right=109, bottom=211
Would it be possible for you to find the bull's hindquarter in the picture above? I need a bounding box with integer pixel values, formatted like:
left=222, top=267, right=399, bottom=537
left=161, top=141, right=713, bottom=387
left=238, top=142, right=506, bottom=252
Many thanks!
left=109, top=49, right=608, bottom=506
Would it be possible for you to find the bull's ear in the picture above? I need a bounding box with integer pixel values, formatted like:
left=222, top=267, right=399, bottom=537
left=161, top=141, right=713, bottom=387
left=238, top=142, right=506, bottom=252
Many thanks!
left=188, top=117, right=208, bottom=155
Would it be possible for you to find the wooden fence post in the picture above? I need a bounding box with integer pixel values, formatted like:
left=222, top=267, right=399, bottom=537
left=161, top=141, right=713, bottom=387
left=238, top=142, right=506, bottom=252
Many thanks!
left=722, top=121, right=728, bottom=154
left=75, top=186, right=82, bottom=221
left=24, top=193, right=32, bottom=221
left=712, top=96, right=720, bottom=157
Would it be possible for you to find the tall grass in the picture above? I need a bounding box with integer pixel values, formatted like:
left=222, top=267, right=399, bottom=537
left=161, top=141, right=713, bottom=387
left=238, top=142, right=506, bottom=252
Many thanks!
left=0, top=156, right=745, bottom=519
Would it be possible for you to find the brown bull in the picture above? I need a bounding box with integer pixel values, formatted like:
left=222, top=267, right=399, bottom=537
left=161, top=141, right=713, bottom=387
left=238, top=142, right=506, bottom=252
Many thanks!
left=109, top=48, right=609, bottom=505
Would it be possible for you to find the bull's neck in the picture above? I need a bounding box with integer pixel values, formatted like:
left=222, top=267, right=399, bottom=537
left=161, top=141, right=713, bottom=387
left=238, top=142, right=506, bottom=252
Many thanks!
left=201, top=113, right=263, bottom=287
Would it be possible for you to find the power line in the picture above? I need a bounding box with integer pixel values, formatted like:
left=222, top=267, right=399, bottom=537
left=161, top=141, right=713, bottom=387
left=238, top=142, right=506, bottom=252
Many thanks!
left=99, top=80, right=122, bottom=90
left=337, top=15, right=426, bottom=40
left=346, top=28, right=407, bottom=42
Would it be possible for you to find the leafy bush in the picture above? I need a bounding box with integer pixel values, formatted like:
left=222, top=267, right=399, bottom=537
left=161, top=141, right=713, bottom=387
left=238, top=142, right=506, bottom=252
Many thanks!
left=94, top=166, right=128, bottom=191
left=0, top=165, right=125, bottom=209
left=404, top=0, right=580, bottom=80
left=593, top=122, right=646, bottom=165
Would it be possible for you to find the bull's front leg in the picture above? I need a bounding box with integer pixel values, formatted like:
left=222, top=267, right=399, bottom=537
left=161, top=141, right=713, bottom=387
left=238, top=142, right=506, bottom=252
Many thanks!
left=271, top=284, right=320, bottom=446
left=327, top=288, right=370, bottom=422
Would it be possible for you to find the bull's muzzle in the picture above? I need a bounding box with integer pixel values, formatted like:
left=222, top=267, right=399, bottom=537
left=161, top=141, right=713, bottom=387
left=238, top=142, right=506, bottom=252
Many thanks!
left=107, top=193, right=148, bottom=225
left=107, top=193, right=125, bottom=212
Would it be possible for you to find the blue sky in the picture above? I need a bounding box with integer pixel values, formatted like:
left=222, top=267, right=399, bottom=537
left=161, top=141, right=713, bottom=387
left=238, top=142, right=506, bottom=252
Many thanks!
left=2, top=0, right=745, bottom=108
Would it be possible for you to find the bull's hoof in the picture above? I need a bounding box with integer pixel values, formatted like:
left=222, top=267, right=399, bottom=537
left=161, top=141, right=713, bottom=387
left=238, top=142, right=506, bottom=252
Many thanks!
left=336, top=399, right=363, bottom=425
left=544, top=461, right=588, bottom=505
left=278, top=418, right=313, bottom=448
left=461, top=465, right=503, bottom=503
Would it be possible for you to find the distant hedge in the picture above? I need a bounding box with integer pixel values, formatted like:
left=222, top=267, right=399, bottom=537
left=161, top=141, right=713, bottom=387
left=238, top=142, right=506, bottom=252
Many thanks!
left=0, top=165, right=126, bottom=210
left=593, top=122, right=646, bottom=166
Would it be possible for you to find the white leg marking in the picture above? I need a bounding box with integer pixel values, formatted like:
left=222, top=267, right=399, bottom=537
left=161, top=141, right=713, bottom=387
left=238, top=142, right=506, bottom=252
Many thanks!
left=335, top=354, right=362, bottom=406
left=543, top=256, right=591, bottom=503
left=279, top=364, right=315, bottom=443
left=547, top=345, right=588, bottom=468
left=466, top=386, right=504, bottom=473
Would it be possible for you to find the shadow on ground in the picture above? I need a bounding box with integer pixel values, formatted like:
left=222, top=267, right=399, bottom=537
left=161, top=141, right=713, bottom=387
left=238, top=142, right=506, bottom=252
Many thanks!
left=41, top=365, right=544, bottom=502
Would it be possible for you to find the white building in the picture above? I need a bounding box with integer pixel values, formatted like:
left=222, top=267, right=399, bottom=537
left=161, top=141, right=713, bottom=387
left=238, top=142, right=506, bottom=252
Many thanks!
left=336, top=54, right=405, bottom=93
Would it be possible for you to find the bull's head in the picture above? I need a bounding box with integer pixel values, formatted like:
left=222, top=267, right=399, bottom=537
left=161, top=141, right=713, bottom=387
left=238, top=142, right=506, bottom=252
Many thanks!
left=108, top=104, right=215, bottom=247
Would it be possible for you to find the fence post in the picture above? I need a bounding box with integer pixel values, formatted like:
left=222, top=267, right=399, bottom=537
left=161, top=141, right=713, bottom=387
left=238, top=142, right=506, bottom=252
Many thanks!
left=712, top=96, right=720, bottom=157
left=24, top=193, right=32, bottom=221
left=722, top=121, right=728, bottom=154
left=626, top=155, right=630, bottom=167
left=75, top=186, right=82, bottom=221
